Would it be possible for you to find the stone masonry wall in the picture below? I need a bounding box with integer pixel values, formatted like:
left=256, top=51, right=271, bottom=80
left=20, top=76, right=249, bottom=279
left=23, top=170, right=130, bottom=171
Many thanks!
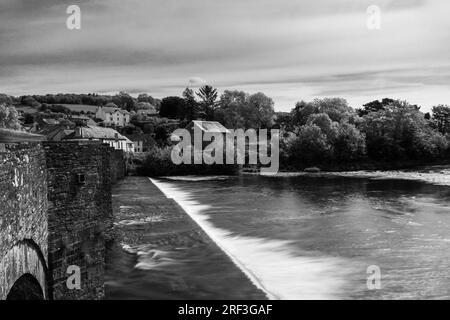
left=110, top=149, right=126, bottom=184
left=1, top=139, right=124, bottom=300
left=43, top=141, right=113, bottom=300
left=0, top=142, right=49, bottom=299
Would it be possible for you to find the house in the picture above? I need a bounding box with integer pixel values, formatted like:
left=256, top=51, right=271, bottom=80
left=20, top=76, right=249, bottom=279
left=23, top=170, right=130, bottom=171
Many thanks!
left=95, top=106, right=130, bottom=127
left=37, top=118, right=60, bottom=127
left=175, top=120, right=231, bottom=151
left=34, top=118, right=61, bottom=132
left=133, top=139, right=144, bottom=153
left=37, top=125, right=74, bottom=141
left=70, top=115, right=97, bottom=126
left=64, top=125, right=134, bottom=153
left=124, top=133, right=156, bottom=153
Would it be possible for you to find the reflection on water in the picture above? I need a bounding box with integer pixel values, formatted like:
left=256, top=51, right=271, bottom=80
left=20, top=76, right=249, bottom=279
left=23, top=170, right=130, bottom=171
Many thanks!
left=108, top=175, right=450, bottom=299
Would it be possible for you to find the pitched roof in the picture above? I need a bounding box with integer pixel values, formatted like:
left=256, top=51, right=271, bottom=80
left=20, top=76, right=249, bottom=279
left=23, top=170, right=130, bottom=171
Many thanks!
left=71, top=115, right=91, bottom=120
left=65, top=125, right=130, bottom=141
left=41, top=118, right=60, bottom=125
left=70, top=115, right=97, bottom=126
left=37, top=125, right=73, bottom=141
left=190, top=120, right=230, bottom=133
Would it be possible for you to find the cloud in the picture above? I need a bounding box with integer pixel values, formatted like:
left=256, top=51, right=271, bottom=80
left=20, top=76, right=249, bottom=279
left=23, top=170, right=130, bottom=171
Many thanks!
left=0, top=0, right=449, bottom=111
left=188, top=77, right=207, bottom=86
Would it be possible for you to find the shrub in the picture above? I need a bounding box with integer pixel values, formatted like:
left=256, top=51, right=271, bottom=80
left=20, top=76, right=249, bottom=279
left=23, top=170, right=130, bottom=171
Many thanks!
left=137, top=146, right=238, bottom=176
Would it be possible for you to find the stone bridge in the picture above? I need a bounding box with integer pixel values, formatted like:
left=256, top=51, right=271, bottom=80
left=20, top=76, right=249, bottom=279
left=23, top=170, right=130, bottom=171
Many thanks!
left=0, top=129, right=124, bottom=299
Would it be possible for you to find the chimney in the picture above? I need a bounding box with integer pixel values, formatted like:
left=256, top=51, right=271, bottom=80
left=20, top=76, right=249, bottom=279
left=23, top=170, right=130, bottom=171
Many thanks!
left=75, top=126, right=83, bottom=138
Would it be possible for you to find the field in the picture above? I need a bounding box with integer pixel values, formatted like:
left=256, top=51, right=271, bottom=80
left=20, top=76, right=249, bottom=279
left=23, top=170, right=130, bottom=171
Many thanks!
left=59, top=104, right=98, bottom=113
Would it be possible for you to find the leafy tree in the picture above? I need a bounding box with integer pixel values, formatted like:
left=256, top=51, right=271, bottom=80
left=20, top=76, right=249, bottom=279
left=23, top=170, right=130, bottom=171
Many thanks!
left=0, top=94, right=14, bottom=105
left=135, top=102, right=157, bottom=113
left=361, top=101, right=447, bottom=160
left=432, top=105, right=450, bottom=135
left=137, top=93, right=149, bottom=102
left=215, top=90, right=247, bottom=128
left=159, top=96, right=185, bottom=119
left=312, top=98, right=356, bottom=123
left=112, top=91, right=135, bottom=111
left=306, top=113, right=338, bottom=140
left=137, top=93, right=160, bottom=110
left=154, top=126, right=169, bottom=145
left=287, top=98, right=367, bottom=165
left=215, top=90, right=275, bottom=128
left=357, top=98, right=395, bottom=116
left=0, top=104, right=21, bottom=130
left=288, top=124, right=332, bottom=164
left=273, top=112, right=293, bottom=131
left=291, top=100, right=319, bottom=127
left=289, top=111, right=365, bottom=163
left=291, top=98, right=357, bottom=128
left=246, top=92, right=275, bottom=128
left=20, top=96, right=40, bottom=108
left=333, top=122, right=366, bottom=161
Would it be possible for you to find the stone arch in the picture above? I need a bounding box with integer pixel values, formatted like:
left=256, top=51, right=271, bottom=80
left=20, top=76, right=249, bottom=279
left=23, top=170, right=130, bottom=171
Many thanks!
left=6, top=273, right=44, bottom=300
left=0, top=240, right=48, bottom=300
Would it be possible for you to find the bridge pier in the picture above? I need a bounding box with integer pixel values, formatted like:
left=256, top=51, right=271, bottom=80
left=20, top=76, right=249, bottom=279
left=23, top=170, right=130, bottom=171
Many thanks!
left=0, top=241, right=48, bottom=300
left=0, top=132, right=120, bottom=300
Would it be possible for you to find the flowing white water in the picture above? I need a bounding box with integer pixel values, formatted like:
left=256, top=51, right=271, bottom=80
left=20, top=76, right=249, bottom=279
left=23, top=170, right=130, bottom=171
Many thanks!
left=267, top=168, right=450, bottom=187
left=162, top=175, right=231, bottom=181
left=150, top=178, right=356, bottom=300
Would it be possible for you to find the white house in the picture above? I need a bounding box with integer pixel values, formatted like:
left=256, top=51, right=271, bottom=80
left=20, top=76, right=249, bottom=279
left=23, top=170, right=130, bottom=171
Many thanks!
left=95, top=106, right=131, bottom=127
left=64, top=125, right=134, bottom=153
left=133, top=140, right=144, bottom=153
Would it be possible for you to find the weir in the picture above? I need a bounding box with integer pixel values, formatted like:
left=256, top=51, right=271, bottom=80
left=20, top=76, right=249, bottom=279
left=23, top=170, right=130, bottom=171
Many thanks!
left=107, top=176, right=267, bottom=300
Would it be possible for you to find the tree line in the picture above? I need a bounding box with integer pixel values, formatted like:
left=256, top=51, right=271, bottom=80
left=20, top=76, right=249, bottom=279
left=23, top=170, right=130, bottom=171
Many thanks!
left=1, top=89, right=450, bottom=170
left=159, top=85, right=275, bottom=129
left=282, top=98, right=449, bottom=169
left=158, top=87, right=450, bottom=168
left=3, top=92, right=161, bottom=113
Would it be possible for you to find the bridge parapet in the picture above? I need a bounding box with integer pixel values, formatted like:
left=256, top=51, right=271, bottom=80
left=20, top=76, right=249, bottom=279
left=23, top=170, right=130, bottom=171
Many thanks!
left=44, top=141, right=113, bottom=299
left=0, top=134, right=117, bottom=300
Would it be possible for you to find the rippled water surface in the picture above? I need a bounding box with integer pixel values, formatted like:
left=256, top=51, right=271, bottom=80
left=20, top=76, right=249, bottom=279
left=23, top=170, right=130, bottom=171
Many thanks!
left=108, top=174, right=450, bottom=299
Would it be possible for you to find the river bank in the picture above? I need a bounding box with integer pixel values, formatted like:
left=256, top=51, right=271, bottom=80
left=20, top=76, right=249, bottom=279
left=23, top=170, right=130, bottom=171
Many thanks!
left=105, top=176, right=267, bottom=299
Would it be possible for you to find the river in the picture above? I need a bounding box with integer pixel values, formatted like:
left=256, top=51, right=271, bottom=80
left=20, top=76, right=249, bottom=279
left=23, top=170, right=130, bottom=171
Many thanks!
left=106, top=170, right=450, bottom=300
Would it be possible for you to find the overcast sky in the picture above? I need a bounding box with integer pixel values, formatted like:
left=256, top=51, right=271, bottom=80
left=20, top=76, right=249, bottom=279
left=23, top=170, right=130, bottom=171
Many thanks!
left=0, top=0, right=449, bottom=111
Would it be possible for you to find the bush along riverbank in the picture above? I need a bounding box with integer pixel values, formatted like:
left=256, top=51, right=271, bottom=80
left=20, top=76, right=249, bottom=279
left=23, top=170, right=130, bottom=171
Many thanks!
left=133, top=146, right=239, bottom=177
left=131, top=145, right=450, bottom=177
